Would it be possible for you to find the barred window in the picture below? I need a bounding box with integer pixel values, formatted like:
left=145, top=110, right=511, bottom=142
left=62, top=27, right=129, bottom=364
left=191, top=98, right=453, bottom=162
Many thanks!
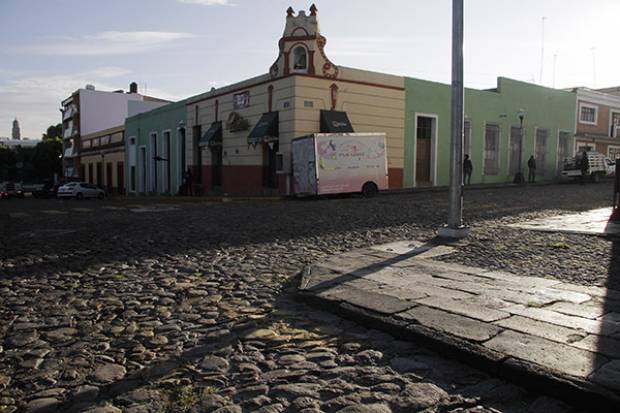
left=484, top=124, right=500, bottom=175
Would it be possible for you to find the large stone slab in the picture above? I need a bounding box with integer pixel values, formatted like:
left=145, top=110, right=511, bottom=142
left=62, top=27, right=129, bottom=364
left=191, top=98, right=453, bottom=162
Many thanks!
left=571, top=335, right=620, bottom=359
left=592, top=361, right=620, bottom=392
left=502, top=305, right=620, bottom=336
left=319, top=285, right=418, bottom=315
left=397, top=305, right=503, bottom=342
left=415, top=295, right=510, bottom=322
left=485, top=330, right=605, bottom=379
left=494, top=315, right=586, bottom=344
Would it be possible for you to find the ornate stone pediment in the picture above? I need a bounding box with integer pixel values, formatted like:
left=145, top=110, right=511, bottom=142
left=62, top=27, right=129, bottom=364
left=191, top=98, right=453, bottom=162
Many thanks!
left=269, top=4, right=338, bottom=80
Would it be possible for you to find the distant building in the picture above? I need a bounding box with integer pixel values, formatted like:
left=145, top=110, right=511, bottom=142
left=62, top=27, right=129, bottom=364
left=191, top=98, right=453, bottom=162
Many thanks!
left=11, top=119, right=20, bottom=140
left=60, top=82, right=169, bottom=178
left=567, top=87, right=620, bottom=159
left=0, top=137, right=38, bottom=149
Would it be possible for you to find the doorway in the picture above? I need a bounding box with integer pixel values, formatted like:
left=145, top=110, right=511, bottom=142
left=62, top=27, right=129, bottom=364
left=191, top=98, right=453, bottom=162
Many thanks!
left=263, top=141, right=279, bottom=190
left=509, top=126, right=523, bottom=176
left=415, top=116, right=434, bottom=186
left=106, top=162, right=113, bottom=193
left=117, top=162, right=124, bottom=195
left=138, top=147, right=146, bottom=193
left=211, top=146, right=223, bottom=189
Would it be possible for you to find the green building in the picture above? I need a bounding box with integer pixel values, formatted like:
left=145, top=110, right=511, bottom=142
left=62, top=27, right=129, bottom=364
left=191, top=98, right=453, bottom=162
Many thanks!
left=124, top=100, right=188, bottom=195
left=404, top=77, right=577, bottom=187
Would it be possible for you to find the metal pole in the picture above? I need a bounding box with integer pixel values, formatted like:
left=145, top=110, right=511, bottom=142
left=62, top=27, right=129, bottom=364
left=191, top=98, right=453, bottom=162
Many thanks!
left=439, top=0, right=469, bottom=238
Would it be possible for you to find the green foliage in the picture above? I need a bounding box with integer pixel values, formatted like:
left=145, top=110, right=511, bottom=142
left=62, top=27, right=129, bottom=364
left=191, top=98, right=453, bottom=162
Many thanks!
left=156, top=384, right=220, bottom=413
left=32, top=138, right=62, bottom=181
left=42, top=124, right=62, bottom=141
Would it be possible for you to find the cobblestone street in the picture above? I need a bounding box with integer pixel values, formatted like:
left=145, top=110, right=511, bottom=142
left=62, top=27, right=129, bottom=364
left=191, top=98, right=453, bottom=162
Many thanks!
left=0, top=183, right=617, bottom=413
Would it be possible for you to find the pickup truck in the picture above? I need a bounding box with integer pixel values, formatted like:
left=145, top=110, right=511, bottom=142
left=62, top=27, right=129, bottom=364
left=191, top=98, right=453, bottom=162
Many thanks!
left=561, top=151, right=610, bottom=182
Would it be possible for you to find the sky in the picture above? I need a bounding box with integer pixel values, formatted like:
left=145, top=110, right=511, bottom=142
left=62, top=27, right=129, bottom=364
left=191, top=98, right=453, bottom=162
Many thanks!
left=1, top=0, right=619, bottom=139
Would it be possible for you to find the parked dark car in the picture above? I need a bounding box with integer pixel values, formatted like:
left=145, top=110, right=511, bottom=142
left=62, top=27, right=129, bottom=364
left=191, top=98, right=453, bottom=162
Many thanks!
left=32, top=181, right=60, bottom=199
left=0, top=181, right=24, bottom=199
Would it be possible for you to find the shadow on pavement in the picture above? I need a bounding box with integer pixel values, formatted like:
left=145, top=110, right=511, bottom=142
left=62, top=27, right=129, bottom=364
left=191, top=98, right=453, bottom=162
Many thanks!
left=0, top=183, right=614, bottom=282
left=591, top=215, right=620, bottom=403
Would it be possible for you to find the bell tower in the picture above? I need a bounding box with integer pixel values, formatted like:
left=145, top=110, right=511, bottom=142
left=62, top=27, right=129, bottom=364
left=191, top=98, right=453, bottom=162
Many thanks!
left=269, top=4, right=338, bottom=80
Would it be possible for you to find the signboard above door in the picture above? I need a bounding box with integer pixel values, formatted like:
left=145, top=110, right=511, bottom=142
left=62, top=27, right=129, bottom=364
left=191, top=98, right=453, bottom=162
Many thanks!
left=233, top=91, right=250, bottom=110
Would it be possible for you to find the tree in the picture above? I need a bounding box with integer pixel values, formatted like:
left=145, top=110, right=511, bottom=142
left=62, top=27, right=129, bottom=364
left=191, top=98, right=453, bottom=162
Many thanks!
left=32, top=138, right=62, bottom=181
left=42, top=124, right=62, bottom=141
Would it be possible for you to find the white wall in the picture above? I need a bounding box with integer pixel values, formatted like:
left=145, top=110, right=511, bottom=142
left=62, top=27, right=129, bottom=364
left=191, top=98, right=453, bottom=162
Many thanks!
left=128, top=100, right=168, bottom=117
left=79, top=89, right=144, bottom=135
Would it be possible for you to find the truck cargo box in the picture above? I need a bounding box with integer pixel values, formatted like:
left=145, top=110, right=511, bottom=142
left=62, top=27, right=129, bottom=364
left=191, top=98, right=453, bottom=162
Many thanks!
left=292, top=133, right=388, bottom=196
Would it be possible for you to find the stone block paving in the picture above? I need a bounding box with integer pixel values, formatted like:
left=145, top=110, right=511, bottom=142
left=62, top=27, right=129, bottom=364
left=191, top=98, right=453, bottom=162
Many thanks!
left=299, top=241, right=620, bottom=409
left=508, top=207, right=620, bottom=236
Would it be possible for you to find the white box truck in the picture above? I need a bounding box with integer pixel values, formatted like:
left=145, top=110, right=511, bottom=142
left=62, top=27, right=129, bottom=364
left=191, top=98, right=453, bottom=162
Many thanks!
left=292, top=133, right=389, bottom=196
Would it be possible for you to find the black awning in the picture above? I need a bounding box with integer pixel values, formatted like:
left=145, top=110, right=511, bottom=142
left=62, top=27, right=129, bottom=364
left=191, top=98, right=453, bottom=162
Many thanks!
left=248, top=112, right=279, bottom=145
left=198, top=121, right=222, bottom=147
left=320, top=110, right=354, bottom=133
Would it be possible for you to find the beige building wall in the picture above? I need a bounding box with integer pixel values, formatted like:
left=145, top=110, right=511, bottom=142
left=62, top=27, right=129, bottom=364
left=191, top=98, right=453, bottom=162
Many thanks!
left=291, top=70, right=405, bottom=186
left=79, top=125, right=125, bottom=193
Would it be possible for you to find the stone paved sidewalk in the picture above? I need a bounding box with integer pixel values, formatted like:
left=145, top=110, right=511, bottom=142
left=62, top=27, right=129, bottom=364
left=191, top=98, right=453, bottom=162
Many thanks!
left=508, top=207, right=620, bottom=236
left=298, top=241, right=620, bottom=410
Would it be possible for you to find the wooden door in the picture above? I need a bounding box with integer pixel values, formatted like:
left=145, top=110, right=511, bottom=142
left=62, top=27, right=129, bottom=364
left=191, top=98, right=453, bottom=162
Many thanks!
left=416, top=117, right=433, bottom=184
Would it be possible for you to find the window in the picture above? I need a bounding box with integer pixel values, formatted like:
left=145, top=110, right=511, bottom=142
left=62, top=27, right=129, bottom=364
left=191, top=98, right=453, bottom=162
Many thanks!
left=293, top=46, right=307, bottom=71
left=579, top=103, right=598, bottom=124
left=558, top=131, right=572, bottom=173
left=535, top=128, right=548, bottom=176
left=610, top=111, right=620, bottom=137
left=484, top=124, right=500, bottom=175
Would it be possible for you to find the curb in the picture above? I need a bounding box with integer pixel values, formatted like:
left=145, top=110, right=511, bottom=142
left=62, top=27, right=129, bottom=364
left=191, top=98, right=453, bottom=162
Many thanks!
left=298, top=288, right=620, bottom=412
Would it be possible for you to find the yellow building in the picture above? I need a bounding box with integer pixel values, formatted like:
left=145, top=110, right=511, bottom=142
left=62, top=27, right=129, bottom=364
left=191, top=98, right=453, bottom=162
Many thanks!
left=79, top=125, right=126, bottom=194
left=186, top=5, right=405, bottom=195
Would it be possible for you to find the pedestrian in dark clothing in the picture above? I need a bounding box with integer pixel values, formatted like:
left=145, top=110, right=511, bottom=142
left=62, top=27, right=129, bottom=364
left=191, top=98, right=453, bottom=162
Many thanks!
left=527, top=155, right=537, bottom=183
left=184, top=168, right=193, bottom=196
left=463, top=154, right=473, bottom=185
left=580, top=151, right=589, bottom=185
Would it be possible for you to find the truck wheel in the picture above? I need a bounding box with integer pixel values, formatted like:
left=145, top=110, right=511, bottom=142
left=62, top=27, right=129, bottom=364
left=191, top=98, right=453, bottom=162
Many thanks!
left=591, top=172, right=600, bottom=183
left=362, top=182, right=378, bottom=198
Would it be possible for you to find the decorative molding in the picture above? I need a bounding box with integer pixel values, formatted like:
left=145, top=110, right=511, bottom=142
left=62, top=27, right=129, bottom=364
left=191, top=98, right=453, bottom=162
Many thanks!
left=317, top=35, right=338, bottom=79
left=226, top=112, right=250, bottom=132
left=189, top=73, right=404, bottom=105
left=330, top=83, right=338, bottom=110
left=310, top=3, right=317, bottom=16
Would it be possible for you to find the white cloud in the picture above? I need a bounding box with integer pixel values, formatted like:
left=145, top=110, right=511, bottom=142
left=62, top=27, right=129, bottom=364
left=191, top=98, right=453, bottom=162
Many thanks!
left=23, top=31, right=196, bottom=56
left=176, top=0, right=234, bottom=5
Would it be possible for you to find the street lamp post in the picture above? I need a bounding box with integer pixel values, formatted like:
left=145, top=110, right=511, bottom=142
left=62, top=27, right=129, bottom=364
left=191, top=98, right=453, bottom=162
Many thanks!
left=513, top=110, right=526, bottom=184
left=438, top=0, right=469, bottom=239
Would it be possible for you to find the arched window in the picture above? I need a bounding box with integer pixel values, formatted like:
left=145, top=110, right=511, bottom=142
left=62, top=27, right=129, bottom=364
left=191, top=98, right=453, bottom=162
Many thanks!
left=293, top=46, right=308, bottom=72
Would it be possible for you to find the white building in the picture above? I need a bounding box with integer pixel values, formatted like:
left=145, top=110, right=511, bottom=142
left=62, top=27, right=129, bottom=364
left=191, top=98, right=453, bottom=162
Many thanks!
left=60, top=82, right=168, bottom=177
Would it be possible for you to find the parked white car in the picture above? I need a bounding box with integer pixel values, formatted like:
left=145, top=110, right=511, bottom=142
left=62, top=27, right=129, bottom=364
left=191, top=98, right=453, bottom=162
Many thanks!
left=57, top=182, right=105, bottom=199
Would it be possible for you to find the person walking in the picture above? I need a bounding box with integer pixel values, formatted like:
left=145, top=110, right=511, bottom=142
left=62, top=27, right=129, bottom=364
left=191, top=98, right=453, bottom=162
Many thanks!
left=527, top=155, right=537, bottom=183
left=580, top=151, right=589, bottom=185
left=463, top=154, right=473, bottom=185
left=184, top=167, right=193, bottom=196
